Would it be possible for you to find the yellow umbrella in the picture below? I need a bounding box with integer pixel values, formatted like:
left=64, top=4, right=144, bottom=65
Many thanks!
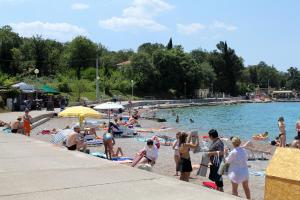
left=58, top=106, right=101, bottom=127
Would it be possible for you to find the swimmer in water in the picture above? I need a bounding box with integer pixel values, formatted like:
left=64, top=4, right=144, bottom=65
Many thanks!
left=189, top=118, right=194, bottom=123
left=176, top=115, right=179, bottom=123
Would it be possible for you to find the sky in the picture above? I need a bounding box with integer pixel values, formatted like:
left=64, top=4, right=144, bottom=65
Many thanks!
left=1, top=0, right=300, bottom=71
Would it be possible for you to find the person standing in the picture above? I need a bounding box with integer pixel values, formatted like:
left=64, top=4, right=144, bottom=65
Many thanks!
left=278, top=117, right=286, bottom=147
left=188, top=130, right=200, bottom=153
left=225, top=137, right=251, bottom=199
left=178, top=132, right=197, bottom=182
left=172, top=132, right=181, bottom=176
left=295, top=118, right=300, bottom=139
left=176, top=115, right=179, bottom=123
left=23, top=109, right=32, bottom=136
left=207, top=129, right=225, bottom=192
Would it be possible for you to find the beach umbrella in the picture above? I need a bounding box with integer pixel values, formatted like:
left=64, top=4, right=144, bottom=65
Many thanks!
left=51, top=129, right=73, bottom=144
left=58, top=106, right=101, bottom=127
left=94, top=102, right=124, bottom=110
left=94, top=102, right=124, bottom=122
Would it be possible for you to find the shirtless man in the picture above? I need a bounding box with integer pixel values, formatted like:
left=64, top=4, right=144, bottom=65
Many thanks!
left=11, top=116, right=22, bottom=133
left=66, top=126, right=87, bottom=151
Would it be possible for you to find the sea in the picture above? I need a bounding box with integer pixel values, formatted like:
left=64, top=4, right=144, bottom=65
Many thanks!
left=156, top=102, right=300, bottom=142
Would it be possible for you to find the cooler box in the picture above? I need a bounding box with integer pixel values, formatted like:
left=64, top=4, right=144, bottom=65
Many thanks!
left=265, top=148, right=300, bottom=200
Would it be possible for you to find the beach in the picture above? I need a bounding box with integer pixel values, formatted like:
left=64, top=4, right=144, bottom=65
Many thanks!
left=31, top=115, right=270, bottom=200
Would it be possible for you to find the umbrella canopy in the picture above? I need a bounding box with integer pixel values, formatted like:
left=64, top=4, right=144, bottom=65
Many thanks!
left=41, top=85, right=60, bottom=94
left=94, top=102, right=124, bottom=110
left=58, top=106, right=101, bottom=127
left=11, top=82, right=35, bottom=93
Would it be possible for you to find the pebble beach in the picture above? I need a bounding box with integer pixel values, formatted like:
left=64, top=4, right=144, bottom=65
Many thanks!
left=31, top=114, right=271, bottom=200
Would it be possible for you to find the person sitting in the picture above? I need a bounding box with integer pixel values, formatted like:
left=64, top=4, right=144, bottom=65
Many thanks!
left=108, top=121, right=122, bottom=137
left=111, top=146, right=124, bottom=158
left=138, top=139, right=158, bottom=166
left=291, top=136, right=300, bottom=149
left=270, top=137, right=280, bottom=146
left=66, top=126, right=87, bottom=151
left=89, top=127, right=97, bottom=138
left=10, top=116, right=22, bottom=133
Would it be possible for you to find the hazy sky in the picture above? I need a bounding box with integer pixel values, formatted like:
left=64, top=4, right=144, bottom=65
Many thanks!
left=1, top=0, right=300, bottom=71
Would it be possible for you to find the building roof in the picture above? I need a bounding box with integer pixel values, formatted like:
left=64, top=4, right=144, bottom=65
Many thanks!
left=272, top=90, right=293, bottom=94
left=11, top=82, right=36, bottom=93
left=116, top=60, right=131, bottom=66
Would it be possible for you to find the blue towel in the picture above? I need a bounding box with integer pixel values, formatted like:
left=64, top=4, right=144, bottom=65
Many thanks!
left=111, top=157, right=133, bottom=161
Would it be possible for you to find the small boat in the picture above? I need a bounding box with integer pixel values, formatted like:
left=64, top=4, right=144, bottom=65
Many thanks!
left=252, top=132, right=269, bottom=141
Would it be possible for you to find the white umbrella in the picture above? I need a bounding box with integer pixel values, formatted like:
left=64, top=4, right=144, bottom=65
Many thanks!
left=94, top=102, right=124, bottom=122
left=94, top=102, right=124, bottom=110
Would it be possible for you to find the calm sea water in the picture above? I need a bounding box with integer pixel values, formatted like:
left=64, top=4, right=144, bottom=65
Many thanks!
left=156, top=102, right=300, bottom=142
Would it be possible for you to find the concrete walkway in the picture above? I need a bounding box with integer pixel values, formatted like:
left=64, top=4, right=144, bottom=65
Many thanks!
left=0, top=133, right=239, bottom=200
left=0, top=109, right=60, bottom=123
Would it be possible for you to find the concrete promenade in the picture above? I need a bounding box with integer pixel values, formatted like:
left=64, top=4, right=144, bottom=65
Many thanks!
left=0, top=133, right=239, bottom=200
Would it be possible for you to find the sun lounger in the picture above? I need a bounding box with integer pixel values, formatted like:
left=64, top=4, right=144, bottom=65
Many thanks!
left=242, top=141, right=272, bottom=160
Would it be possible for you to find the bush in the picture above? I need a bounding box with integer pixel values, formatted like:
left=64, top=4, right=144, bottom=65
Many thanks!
left=58, top=82, right=72, bottom=93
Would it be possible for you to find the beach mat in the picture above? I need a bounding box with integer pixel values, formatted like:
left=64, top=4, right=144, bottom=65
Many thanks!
left=91, top=152, right=133, bottom=163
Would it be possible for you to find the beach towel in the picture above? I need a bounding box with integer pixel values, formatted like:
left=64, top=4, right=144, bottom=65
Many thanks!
left=91, top=152, right=132, bottom=163
left=51, top=129, right=73, bottom=144
left=91, top=152, right=107, bottom=159
left=85, top=139, right=103, bottom=146
left=249, top=170, right=265, bottom=177
left=202, top=182, right=217, bottom=190
left=40, top=130, right=51, bottom=135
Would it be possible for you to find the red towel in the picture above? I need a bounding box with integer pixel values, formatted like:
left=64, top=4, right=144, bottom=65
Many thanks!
left=202, top=182, right=217, bottom=190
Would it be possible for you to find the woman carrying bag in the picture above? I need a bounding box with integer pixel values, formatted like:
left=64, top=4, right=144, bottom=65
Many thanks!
left=207, top=129, right=225, bottom=192
left=225, top=137, right=251, bottom=199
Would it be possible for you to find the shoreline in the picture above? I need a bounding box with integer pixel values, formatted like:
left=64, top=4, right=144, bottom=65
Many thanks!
left=29, top=114, right=269, bottom=200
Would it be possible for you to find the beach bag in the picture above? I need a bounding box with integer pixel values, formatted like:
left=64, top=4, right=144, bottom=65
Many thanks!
left=197, top=154, right=210, bottom=177
left=218, top=161, right=229, bottom=175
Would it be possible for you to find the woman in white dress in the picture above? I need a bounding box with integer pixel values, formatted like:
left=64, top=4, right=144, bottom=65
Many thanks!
left=225, top=137, right=251, bottom=199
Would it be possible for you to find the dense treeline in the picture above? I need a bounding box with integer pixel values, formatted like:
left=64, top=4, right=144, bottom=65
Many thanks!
left=1, top=25, right=300, bottom=99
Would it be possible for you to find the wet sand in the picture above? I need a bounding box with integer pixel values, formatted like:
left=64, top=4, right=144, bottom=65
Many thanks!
left=31, top=117, right=269, bottom=200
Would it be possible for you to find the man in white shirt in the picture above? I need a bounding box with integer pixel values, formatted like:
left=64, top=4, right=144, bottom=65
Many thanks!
left=139, top=139, right=158, bottom=166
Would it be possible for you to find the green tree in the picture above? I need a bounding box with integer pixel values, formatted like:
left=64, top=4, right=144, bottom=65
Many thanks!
left=209, top=41, right=244, bottom=96
left=0, top=25, right=22, bottom=74
left=166, top=37, right=173, bottom=50
left=64, top=36, right=97, bottom=80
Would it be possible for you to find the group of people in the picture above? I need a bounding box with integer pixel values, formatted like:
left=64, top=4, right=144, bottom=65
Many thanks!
left=172, top=129, right=251, bottom=199
left=275, top=117, right=300, bottom=148
left=10, top=108, right=32, bottom=136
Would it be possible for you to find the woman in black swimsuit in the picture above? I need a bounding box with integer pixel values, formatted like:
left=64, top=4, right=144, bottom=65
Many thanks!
left=178, top=132, right=197, bottom=182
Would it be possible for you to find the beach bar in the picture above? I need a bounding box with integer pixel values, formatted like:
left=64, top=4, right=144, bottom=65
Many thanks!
left=265, top=148, right=300, bottom=200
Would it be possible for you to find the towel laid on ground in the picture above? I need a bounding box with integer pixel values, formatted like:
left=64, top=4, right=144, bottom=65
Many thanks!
left=91, top=152, right=133, bottom=163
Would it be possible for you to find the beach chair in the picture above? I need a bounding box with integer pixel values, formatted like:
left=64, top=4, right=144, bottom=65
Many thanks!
left=242, top=141, right=272, bottom=160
